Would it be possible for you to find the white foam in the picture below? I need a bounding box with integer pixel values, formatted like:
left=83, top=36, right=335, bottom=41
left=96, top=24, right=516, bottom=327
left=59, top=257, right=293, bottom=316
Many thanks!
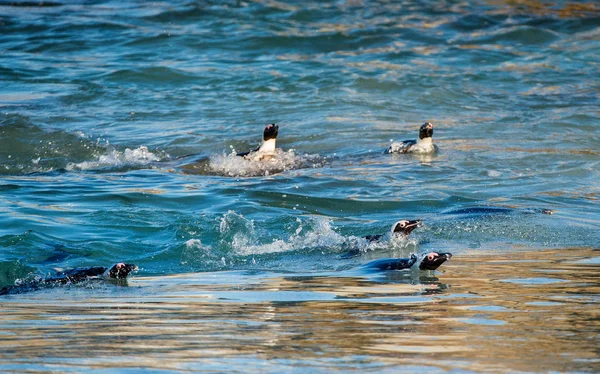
left=185, top=239, right=209, bottom=251
left=181, top=239, right=212, bottom=265
left=217, top=211, right=417, bottom=257
left=208, top=149, right=324, bottom=177
left=66, top=146, right=163, bottom=171
left=354, top=232, right=419, bottom=256
left=231, top=217, right=347, bottom=256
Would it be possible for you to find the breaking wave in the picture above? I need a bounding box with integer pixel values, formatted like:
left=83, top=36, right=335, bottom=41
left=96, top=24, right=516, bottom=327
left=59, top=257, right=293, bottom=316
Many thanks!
left=179, top=211, right=420, bottom=272
left=0, top=115, right=169, bottom=174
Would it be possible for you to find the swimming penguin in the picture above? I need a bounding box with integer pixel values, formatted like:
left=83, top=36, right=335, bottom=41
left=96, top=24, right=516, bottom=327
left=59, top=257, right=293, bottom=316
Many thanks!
left=364, top=252, right=452, bottom=271
left=341, top=219, right=422, bottom=259
left=385, top=122, right=437, bottom=154
left=418, top=252, right=452, bottom=270
left=236, top=123, right=279, bottom=161
left=364, top=219, right=422, bottom=242
left=0, top=262, right=137, bottom=296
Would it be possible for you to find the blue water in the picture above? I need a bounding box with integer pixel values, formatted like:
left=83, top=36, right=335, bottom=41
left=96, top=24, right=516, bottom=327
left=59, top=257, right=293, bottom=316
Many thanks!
left=1, top=1, right=599, bottom=371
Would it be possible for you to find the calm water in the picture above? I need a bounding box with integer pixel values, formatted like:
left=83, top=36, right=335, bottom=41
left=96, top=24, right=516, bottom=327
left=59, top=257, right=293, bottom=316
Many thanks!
left=1, top=0, right=599, bottom=372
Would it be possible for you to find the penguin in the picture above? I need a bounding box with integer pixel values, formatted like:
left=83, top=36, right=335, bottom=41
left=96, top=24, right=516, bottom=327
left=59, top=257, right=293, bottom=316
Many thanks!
left=340, top=220, right=422, bottom=259
left=0, top=262, right=137, bottom=296
left=236, top=123, right=279, bottom=161
left=364, top=219, right=422, bottom=242
left=364, top=252, right=452, bottom=271
left=418, top=252, right=452, bottom=270
left=385, top=122, right=437, bottom=154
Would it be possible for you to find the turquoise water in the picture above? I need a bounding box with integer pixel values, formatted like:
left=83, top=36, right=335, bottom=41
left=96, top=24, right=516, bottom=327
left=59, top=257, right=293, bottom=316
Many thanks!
left=1, top=1, right=599, bottom=372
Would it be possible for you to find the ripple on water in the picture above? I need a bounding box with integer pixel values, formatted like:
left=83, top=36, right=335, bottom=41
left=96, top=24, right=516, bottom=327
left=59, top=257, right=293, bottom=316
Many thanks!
left=0, top=0, right=599, bottom=372
left=450, top=317, right=507, bottom=326
left=500, top=277, right=570, bottom=285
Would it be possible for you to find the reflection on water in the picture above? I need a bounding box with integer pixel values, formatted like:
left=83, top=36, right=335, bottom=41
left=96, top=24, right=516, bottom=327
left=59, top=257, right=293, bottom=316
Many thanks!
left=1, top=247, right=598, bottom=372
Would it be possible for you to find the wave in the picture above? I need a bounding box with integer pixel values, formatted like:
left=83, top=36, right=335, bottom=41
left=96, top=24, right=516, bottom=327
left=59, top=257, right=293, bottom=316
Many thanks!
left=0, top=114, right=169, bottom=175
left=101, top=66, right=196, bottom=83
left=179, top=211, right=419, bottom=272
left=452, top=25, right=559, bottom=46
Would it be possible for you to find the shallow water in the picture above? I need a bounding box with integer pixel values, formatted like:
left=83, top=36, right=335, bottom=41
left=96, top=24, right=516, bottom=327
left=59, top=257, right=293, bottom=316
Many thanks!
left=2, top=248, right=599, bottom=373
left=1, top=0, right=599, bottom=372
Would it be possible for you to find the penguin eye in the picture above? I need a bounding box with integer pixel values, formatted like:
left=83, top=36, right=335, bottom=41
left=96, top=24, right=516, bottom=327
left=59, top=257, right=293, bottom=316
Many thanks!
left=427, top=253, right=436, bottom=261
left=399, top=222, right=406, bottom=228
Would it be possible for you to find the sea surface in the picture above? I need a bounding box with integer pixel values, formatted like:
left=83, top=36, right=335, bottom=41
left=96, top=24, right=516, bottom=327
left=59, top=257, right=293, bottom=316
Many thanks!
left=1, top=0, right=599, bottom=372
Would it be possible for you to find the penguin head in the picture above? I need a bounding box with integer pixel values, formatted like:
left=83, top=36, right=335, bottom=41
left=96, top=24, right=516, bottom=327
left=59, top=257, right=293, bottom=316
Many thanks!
left=263, top=123, right=279, bottom=141
left=418, top=122, right=434, bottom=140
left=419, top=252, right=452, bottom=270
left=392, top=219, right=422, bottom=236
left=108, top=263, right=137, bottom=279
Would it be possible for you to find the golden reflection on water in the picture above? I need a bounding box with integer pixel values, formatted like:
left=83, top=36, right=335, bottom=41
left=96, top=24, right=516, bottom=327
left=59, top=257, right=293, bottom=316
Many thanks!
left=1, top=247, right=599, bottom=372
left=488, top=0, right=599, bottom=18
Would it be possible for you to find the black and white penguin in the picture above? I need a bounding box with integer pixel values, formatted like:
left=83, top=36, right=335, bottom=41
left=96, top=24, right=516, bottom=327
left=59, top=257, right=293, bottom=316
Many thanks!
left=363, top=252, right=452, bottom=271
left=340, top=219, right=422, bottom=259
left=0, top=262, right=137, bottom=295
left=418, top=252, right=452, bottom=270
left=236, top=123, right=279, bottom=160
left=385, top=122, right=437, bottom=154
left=364, top=219, right=422, bottom=242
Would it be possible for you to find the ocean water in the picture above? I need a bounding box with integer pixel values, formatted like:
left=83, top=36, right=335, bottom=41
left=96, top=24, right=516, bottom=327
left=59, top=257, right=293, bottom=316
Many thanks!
left=1, top=0, right=599, bottom=372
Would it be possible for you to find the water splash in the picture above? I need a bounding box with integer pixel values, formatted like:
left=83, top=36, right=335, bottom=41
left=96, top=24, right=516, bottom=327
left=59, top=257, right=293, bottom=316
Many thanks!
left=0, top=115, right=169, bottom=174
left=180, top=239, right=213, bottom=266
left=207, top=149, right=326, bottom=177
left=216, top=211, right=417, bottom=258
left=232, top=218, right=347, bottom=256
left=66, top=146, right=165, bottom=171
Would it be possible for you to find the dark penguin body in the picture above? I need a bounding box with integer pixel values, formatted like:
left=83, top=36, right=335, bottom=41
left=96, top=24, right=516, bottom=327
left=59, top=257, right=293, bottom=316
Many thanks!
left=365, top=254, right=418, bottom=271
left=237, top=123, right=279, bottom=159
left=0, top=263, right=137, bottom=296
left=364, top=252, right=452, bottom=272
left=385, top=122, right=437, bottom=154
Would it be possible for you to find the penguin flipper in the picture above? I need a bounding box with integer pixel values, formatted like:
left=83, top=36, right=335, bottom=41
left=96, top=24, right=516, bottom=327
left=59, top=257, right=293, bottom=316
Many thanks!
left=236, top=146, right=260, bottom=157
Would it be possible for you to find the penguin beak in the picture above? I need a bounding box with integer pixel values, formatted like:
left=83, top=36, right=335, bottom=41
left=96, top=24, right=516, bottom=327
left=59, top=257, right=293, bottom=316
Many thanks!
left=407, top=219, right=422, bottom=230
left=419, top=252, right=452, bottom=271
